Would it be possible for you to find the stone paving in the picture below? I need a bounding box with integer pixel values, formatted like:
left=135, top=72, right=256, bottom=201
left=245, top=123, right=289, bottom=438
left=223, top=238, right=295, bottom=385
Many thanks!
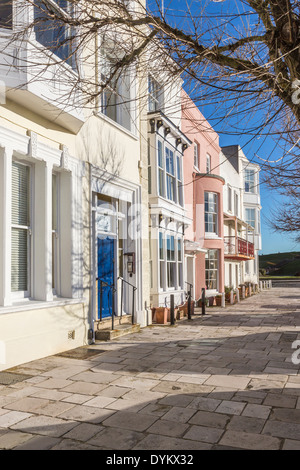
left=0, top=287, right=300, bottom=450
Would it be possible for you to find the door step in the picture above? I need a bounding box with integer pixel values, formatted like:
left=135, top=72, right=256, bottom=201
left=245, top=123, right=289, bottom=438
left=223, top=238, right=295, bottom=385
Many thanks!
left=95, top=323, right=140, bottom=341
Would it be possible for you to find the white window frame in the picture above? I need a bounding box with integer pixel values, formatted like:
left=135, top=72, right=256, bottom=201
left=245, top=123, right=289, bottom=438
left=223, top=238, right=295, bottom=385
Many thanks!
left=159, top=231, right=165, bottom=290
left=234, top=191, right=239, bottom=217
left=52, top=172, right=60, bottom=295
left=148, top=75, right=163, bottom=112
left=228, top=185, right=232, bottom=212
left=166, top=146, right=176, bottom=203
left=205, top=249, right=219, bottom=291
left=157, top=139, right=165, bottom=198
left=244, top=168, right=256, bottom=193
left=166, top=234, right=176, bottom=289
left=177, top=237, right=183, bottom=289
left=194, top=142, right=199, bottom=169
left=177, top=154, right=183, bottom=207
left=206, top=154, right=211, bottom=174
left=245, top=207, right=256, bottom=230
left=33, top=0, right=78, bottom=71
left=11, top=160, right=32, bottom=300
left=205, top=192, right=218, bottom=236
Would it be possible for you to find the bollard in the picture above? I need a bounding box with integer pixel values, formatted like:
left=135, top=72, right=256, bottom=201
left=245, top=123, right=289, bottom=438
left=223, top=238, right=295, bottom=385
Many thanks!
left=230, top=290, right=234, bottom=304
left=201, top=288, right=206, bottom=315
left=242, top=285, right=245, bottom=299
left=221, top=292, right=225, bottom=308
left=170, top=294, right=175, bottom=325
left=249, top=284, right=252, bottom=296
left=269, top=280, right=272, bottom=289
left=259, top=281, right=263, bottom=291
left=235, top=287, right=240, bottom=303
left=187, top=291, right=192, bottom=320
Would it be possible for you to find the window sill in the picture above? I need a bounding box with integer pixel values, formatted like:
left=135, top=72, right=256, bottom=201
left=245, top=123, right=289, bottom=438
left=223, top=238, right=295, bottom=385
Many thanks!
left=95, top=111, right=138, bottom=141
left=205, top=233, right=222, bottom=240
left=0, top=297, right=86, bottom=316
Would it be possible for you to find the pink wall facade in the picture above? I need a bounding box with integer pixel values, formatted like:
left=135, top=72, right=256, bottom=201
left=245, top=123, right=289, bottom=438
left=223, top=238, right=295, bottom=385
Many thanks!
left=182, top=91, right=225, bottom=298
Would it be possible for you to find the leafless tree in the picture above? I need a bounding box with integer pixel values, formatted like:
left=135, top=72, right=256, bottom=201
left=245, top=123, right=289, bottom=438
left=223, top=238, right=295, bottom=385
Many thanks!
left=2, top=0, right=300, bottom=237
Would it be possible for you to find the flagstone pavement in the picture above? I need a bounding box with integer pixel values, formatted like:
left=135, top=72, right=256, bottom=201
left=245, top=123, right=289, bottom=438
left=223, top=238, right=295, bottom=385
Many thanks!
left=0, top=287, right=300, bottom=450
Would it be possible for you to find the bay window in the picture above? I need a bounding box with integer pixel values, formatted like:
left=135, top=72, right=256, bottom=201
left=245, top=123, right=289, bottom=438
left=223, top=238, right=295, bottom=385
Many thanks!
left=156, top=142, right=183, bottom=206
left=158, top=232, right=184, bottom=291
left=205, top=192, right=218, bottom=235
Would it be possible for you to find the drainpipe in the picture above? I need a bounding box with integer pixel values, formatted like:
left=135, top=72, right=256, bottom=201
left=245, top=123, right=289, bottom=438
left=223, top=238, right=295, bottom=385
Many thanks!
left=89, top=162, right=96, bottom=344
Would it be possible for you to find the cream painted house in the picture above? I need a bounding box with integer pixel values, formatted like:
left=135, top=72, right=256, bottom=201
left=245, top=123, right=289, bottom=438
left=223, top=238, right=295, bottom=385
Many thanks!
left=0, top=0, right=150, bottom=371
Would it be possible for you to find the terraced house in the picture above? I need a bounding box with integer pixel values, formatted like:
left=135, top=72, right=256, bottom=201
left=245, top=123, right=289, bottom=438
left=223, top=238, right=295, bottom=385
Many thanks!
left=0, top=1, right=262, bottom=372
left=0, top=0, right=151, bottom=371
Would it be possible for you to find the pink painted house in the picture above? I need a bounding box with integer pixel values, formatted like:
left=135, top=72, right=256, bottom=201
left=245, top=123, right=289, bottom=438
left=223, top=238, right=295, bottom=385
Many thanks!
left=181, top=91, right=225, bottom=300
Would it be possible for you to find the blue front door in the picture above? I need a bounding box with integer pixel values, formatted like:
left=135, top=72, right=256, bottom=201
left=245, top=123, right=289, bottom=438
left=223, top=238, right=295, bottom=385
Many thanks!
left=97, top=237, right=115, bottom=319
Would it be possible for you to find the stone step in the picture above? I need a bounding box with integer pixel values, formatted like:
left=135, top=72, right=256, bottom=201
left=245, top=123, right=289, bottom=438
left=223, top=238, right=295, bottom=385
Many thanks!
left=95, top=323, right=140, bottom=341
left=94, top=315, right=133, bottom=331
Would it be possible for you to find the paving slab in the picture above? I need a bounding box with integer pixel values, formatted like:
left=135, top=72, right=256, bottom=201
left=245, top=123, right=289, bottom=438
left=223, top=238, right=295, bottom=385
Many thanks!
left=0, top=287, right=300, bottom=450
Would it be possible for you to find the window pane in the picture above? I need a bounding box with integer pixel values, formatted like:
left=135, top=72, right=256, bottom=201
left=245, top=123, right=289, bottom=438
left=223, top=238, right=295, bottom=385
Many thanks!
left=206, top=154, right=211, bottom=173
left=160, top=261, right=164, bottom=288
left=205, top=249, right=218, bottom=290
left=166, top=148, right=174, bottom=175
left=11, top=228, right=28, bottom=292
left=159, top=232, right=164, bottom=260
left=11, top=162, right=30, bottom=293
left=34, top=0, right=75, bottom=68
left=0, top=1, right=12, bottom=29
left=148, top=76, right=163, bottom=111
left=52, top=174, right=57, bottom=231
left=245, top=169, right=255, bottom=193
left=194, top=143, right=199, bottom=168
left=12, top=163, right=29, bottom=227
left=205, top=192, right=218, bottom=234
left=178, top=239, right=182, bottom=262
left=158, top=141, right=163, bottom=168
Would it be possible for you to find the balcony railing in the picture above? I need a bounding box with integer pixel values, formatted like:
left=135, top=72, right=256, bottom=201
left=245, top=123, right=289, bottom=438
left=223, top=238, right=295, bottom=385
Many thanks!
left=224, top=236, right=254, bottom=258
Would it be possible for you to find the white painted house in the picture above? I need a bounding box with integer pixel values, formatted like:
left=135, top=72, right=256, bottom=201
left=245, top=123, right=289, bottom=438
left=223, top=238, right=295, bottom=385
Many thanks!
left=147, top=73, right=192, bottom=309
left=220, top=145, right=261, bottom=288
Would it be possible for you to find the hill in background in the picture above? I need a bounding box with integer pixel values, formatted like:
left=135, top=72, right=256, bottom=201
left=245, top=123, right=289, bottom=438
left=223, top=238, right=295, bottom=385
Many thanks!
left=259, top=252, right=300, bottom=277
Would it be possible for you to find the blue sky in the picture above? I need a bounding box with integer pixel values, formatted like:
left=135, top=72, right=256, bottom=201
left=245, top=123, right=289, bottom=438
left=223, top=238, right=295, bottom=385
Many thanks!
left=149, top=0, right=300, bottom=255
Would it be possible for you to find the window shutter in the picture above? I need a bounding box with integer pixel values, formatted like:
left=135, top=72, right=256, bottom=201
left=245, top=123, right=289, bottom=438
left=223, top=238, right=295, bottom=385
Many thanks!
left=11, top=162, right=30, bottom=292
